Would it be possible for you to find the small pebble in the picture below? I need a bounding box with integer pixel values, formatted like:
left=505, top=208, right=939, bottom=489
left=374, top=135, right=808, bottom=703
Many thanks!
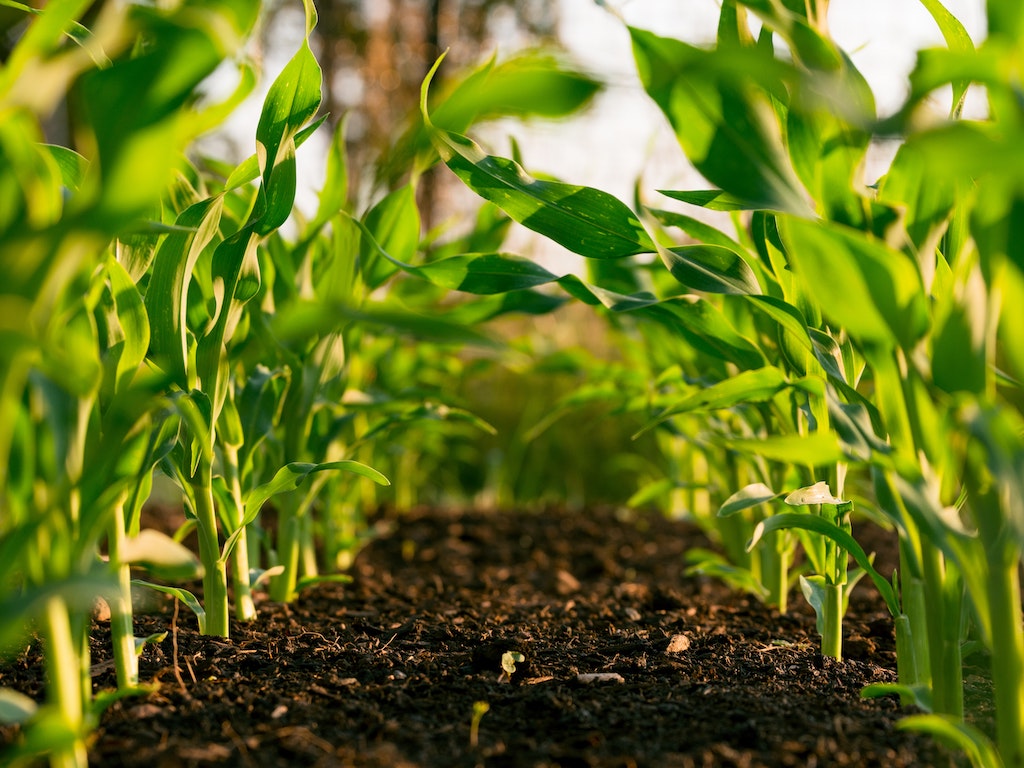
left=576, top=672, right=625, bottom=684
left=666, top=634, right=692, bottom=654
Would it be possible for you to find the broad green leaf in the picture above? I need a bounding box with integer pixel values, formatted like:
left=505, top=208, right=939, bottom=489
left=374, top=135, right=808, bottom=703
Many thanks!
left=429, top=131, right=656, bottom=260
left=145, top=196, right=224, bottom=389
left=120, top=529, right=203, bottom=581
left=271, top=298, right=499, bottom=347
left=104, top=256, right=150, bottom=396
left=422, top=56, right=655, bottom=260
left=411, top=252, right=558, bottom=294
left=196, top=226, right=261, bottom=420
left=0, top=688, right=37, bottom=725
left=779, top=217, right=930, bottom=348
left=659, top=189, right=753, bottom=211
left=79, top=20, right=225, bottom=226
left=799, top=574, right=830, bottom=636
left=241, top=460, right=390, bottom=528
left=718, top=483, right=781, bottom=517
left=748, top=512, right=900, bottom=616
left=646, top=208, right=748, bottom=253
left=649, top=367, right=790, bottom=426
left=132, top=581, right=205, bottom=634
left=42, top=143, right=87, bottom=190
left=918, top=0, right=976, bottom=115
left=651, top=298, right=766, bottom=369
left=660, top=244, right=761, bottom=295
left=254, top=37, right=323, bottom=233
left=898, top=715, right=1004, bottom=768
left=630, top=27, right=810, bottom=214
left=383, top=50, right=601, bottom=183
left=726, top=431, right=844, bottom=466
left=362, top=184, right=421, bottom=289
left=877, top=138, right=958, bottom=258
left=685, top=548, right=771, bottom=599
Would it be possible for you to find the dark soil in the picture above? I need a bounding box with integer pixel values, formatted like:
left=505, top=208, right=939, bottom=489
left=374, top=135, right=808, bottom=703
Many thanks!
left=2, top=506, right=970, bottom=767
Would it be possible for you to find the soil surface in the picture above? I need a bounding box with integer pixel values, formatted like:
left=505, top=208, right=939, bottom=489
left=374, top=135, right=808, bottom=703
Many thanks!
left=2, top=506, right=974, bottom=767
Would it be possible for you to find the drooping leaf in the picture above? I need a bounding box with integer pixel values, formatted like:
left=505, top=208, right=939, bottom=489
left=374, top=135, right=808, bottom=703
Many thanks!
left=718, top=483, right=781, bottom=517
left=119, top=529, right=203, bottom=581
left=630, top=26, right=810, bottom=214
left=749, top=512, right=900, bottom=616
left=779, top=217, right=930, bottom=349
left=660, top=243, right=761, bottom=295
left=422, top=56, right=656, bottom=260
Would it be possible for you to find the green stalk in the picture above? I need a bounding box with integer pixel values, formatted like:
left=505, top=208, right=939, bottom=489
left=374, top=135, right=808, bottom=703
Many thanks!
left=107, top=498, right=138, bottom=688
left=920, top=544, right=963, bottom=718
left=898, top=540, right=932, bottom=689
left=893, top=613, right=920, bottom=692
left=985, top=556, right=1024, bottom=767
left=221, top=444, right=255, bottom=621
left=821, top=581, right=843, bottom=660
left=42, top=594, right=87, bottom=768
left=191, top=458, right=229, bottom=637
left=757, top=530, right=789, bottom=613
left=270, top=493, right=303, bottom=603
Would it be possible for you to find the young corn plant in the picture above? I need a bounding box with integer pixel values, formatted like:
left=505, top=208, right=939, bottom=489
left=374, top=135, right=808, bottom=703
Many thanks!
left=1, top=1, right=257, bottom=765
left=417, top=1, right=1024, bottom=765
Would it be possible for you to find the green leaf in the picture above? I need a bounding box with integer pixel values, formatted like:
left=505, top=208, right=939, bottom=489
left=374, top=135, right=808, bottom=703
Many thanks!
left=779, top=217, right=930, bottom=348
left=145, top=196, right=225, bottom=389
left=748, top=512, right=900, bottom=616
left=725, top=431, right=844, bottom=466
left=242, top=460, right=389, bottom=528
left=0, top=688, right=38, bottom=725
left=104, top=256, right=150, bottom=396
left=718, top=483, right=781, bottom=517
left=630, top=27, right=810, bottom=214
left=659, top=189, right=754, bottom=211
left=132, top=581, right=206, bottom=634
left=660, top=244, right=761, bottom=295
left=409, top=252, right=559, bottom=294
left=644, top=367, right=790, bottom=431
left=361, top=184, right=421, bottom=289
left=918, top=0, right=976, bottom=115
left=120, top=529, right=203, bottom=582
left=898, top=714, right=1004, bottom=768
left=799, top=574, right=830, bottom=636
left=255, top=37, right=323, bottom=233
left=422, top=55, right=655, bottom=260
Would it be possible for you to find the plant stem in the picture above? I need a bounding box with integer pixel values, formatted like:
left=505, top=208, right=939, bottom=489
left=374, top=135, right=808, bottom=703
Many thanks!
left=42, top=594, right=87, bottom=768
left=986, top=556, right=1024, bottom=767
left=893, top=613, right=920, bottom=694
left=921, top=544, right=963, bottom=718
left=108, top=499, right=138, bottom=688
left=822, top=581, right=843, bottom=660
left=192, top=459, right=230, bottom=637
left=222, top=444, right=256, bottom=621
left=270, top=494, right=302, bottom=603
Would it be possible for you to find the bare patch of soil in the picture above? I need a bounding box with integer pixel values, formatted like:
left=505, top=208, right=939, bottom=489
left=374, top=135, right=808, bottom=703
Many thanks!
left=2, top=507, right=967, bottom=766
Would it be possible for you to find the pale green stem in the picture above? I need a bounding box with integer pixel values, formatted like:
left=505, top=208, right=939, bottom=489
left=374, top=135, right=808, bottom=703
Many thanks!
left=107, top=499, right=138, bottom=688
left=221, top=444, right=255, bottom=622
left=898, top=546, right=932, bottom=690
left=921, top=545, right=962, bottom=718
left=191, top=459, right=229, bottom=637
left=821, top=581, right=843, bottom=660
left=757, top=530, right=789, bottom=613
left=270, top=493, right=304, bottom=603
left=893, top=614, right=920, bottom=696
left=43, top=595, right=87, bottom=768
left=986, top=556, right=1024, bottom=767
